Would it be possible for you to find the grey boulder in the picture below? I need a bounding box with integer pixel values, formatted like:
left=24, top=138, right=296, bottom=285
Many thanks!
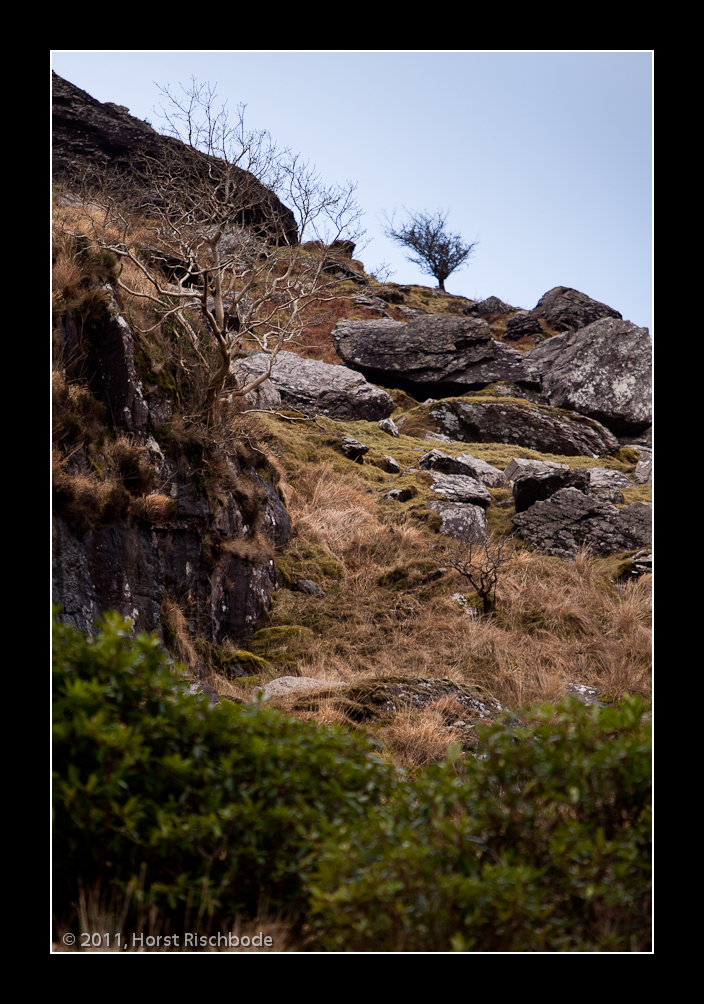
left=234, top=350, right=394, bottom=421
left=524, top=317, right=651, bottom=436
left=427, top=399, right=619, bottom=457
left=532, top=286, right=622, bottom=332
left=332, top=315, right=531, bottom=390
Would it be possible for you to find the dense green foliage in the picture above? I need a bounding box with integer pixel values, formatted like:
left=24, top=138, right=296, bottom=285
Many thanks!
left=307, top=698, right=651, bottom=951
left=52, top=611, right=395, bottom=929
left=53, top=610, right=651, bottom=950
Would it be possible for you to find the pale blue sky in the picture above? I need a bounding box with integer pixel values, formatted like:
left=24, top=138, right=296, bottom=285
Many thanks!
left=52, top=51, right=653, bottom=331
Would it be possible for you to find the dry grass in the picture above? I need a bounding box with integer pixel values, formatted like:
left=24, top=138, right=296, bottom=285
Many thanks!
left=54, top=192, right=651, bottom=769
left=249, top=424, right=652, bottom=746
left=380, top=704, right=454, bottom=770
left=286, top=461, right=383, bottom=556
left=52, top=878, right=298, bottom=953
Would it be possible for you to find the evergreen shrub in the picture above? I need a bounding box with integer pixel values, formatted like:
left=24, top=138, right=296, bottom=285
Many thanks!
left=307, top=698, right=651, bottom=952
left=52, top=610, right=396, bottom=931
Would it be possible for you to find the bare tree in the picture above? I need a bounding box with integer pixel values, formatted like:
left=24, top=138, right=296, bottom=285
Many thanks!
left=444, top=534, right=518, bottom=615
left=59, top=79, right=365, bottom=422
left=382, top=209, right=477, bottom=291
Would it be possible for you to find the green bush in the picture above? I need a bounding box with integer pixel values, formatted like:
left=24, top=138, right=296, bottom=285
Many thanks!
left=307, top=698, right=651, bottom=952
left=52, top=610, right=395, bottom=932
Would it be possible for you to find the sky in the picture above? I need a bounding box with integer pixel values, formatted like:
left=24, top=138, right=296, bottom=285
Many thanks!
left=51, top=51, right=653, bottom=332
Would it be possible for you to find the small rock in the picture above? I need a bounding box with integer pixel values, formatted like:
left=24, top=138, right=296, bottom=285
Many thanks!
left=378, top=417, right=400, bottom=437
left=340, top=436, right=369, bottom=462
left=188, top=682, right=220, bottom=705
left=296, top=578, right=325, bottom=597
left=262, top=676, right=348, bottom=697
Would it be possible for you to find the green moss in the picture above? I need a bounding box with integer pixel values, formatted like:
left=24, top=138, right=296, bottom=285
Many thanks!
left=229, top=650, right=275, bottom=674
left=276, top=542, right=345, bottom=585
left=249, top=625, right=316, bottom=670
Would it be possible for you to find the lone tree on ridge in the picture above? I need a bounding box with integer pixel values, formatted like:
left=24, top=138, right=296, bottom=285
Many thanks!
left=382, top=208, right=477, bottom=291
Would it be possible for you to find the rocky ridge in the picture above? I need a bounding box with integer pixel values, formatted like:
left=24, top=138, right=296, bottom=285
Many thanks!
left=52, top=72, right=652, bottom=726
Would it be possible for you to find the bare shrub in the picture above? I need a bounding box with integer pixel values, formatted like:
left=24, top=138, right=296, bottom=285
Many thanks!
left=443, top=533, right=519, bottom=615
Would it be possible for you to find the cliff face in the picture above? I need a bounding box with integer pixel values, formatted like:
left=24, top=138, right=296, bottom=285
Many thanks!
left=51, top=71, right=298, bottom=245
left=52, top=283, right=292, bottom=652
left=52, top=72, right=300, bottom=656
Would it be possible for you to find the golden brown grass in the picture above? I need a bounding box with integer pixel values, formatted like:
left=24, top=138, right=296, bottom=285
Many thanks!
left=379, top=704, right=454, bottom=770
left=243, top=422, right=652, bottom=749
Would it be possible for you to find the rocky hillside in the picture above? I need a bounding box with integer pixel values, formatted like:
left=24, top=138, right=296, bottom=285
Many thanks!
left=52, top=74, right=652, bottom=737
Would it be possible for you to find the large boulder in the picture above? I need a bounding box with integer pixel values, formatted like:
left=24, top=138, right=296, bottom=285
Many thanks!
left=511, top=487, right=652, bottom=559
left=532, top=286, right=622, bottom=332
left=332, top=315, right=532, bottom=395
left=425, top=399, right=619, bottom=457
left=511, top=467, right=590, bottom=513
left=234, top=351, right=394, bottom=421
left=523, top=317, right=652, bottom=436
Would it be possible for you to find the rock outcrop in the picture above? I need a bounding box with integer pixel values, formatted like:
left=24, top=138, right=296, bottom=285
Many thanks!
left=418, top=449, right=506, bottom=487
left=331, top=286, right=651, bottom=445
left=53, top=287, right=291, bottom=649
left=511, top=488, right=651, bottom=559
left=532, top=286, right=622, bottom=333
left=52, top=71, right=298, bottom=246
left=52, top=453, right=289, bottom=645
left=332, top=315, right=532, bottom=396
left=424, top=399, right=619, bottom=457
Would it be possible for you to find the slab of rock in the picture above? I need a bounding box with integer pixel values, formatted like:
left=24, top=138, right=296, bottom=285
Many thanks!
left=332, top=315, right=532, bottom=392
left=512, top=487, right=652, bottom=559
left=234, top=350, right=394, bottom=421
left=428, top=473, right=492, bottom=508
left=586, top=467, right=632, bottom=503
left=427, top=399, right=619, bottom=457
left=504, top=458, right=570, bottom=482
left=419, top=449, right=505, bottom=487
left=262, top=676, right=348, bottom=697
left=532, top=286, right=622, bottom=332
left=524, top=317, right=651, bottom=436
